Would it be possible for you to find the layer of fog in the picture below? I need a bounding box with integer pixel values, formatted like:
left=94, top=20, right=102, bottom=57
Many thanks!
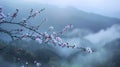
left=0, top=24, right=120, bottom=67
left=56, top=24, right=120, bottom=67
left=1, top=0, right=120, bottom=18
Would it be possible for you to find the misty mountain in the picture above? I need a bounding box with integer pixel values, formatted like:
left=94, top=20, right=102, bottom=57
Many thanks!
left=0, top=40, right=63, bottom=67
left=2, top=3, right=120, bottom=32
left=99, top=38, right=120, bottom=67
left=104, top=38, right=120, bottom=53
left=45, top=7, right=120, bottom=32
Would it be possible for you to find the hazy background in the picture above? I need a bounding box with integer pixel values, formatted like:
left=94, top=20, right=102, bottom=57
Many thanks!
left=0, top=0, right=120, bottom=67
left=1, top=0, right=120, bottom=18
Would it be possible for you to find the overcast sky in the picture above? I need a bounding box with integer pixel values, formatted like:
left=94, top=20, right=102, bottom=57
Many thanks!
left=1, top=0, right=120, bottom=18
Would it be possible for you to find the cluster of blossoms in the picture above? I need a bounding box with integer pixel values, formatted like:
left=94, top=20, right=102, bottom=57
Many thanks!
left=33, top=24, right=77, bottom=49
left=20, top=61, right=42, bottom=67
left=0, top=6, right=6, bottom=22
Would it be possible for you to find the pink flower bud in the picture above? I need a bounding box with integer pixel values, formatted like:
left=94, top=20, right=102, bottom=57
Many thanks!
left=35, top=11, right=39, bottom=14
left=58, top=42, right=62, bottom=46
left=44, top=38, right=49, bottom=42
left=63, top=24, right=73, bottom=31
left=56, top=37, right=62, bottom=43
left=85, top=47, right=93, bottom=53
left=49, top=34, right=54, bottom=39
left=36, top=38, right=42, bottom=44
left=0, top=12, right=6, bottom=22
left=52, top=39, right=57, bottom=46
left=49, top=26, right=54, bottom=30
left=43, top=32, right=49, bottom=38
left=53, top=32, right=57, bottom=35
left=62, top=43, right=67, bottom=48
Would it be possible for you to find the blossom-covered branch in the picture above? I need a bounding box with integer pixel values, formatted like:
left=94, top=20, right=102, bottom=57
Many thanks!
left=0, top=6, right=93, bottom=53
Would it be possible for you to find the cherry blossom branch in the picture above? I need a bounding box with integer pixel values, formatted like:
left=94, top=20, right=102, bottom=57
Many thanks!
left=0, top=7, right=93, bottom=53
